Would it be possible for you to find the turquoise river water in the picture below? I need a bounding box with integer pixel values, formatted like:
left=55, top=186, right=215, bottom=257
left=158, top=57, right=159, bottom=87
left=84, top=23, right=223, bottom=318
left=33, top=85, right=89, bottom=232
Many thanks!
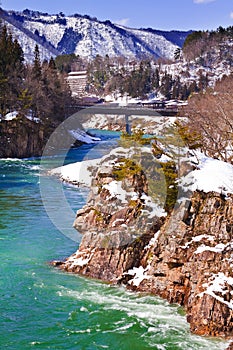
left=0, top=131, right=229, bottom=349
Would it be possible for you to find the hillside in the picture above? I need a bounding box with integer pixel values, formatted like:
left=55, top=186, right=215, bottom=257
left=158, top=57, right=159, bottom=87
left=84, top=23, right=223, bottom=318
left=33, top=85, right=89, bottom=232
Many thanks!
left=0, top=8, right=191, bottom=62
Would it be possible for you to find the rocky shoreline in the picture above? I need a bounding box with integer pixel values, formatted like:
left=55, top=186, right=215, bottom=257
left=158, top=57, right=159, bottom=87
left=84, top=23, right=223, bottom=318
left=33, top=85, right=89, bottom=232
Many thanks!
left=53, top=148, right=233, bottom=345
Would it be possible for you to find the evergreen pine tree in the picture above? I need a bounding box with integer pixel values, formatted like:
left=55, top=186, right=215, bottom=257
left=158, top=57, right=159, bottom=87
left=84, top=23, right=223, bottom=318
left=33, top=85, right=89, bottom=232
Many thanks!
left=32, top=45, right=42, bottom=79
left=0, top=25, right=24, bottom=115
left=160, top=72, right=172, bottom=99
left=152, top=68, right=160, bottom=90
left=48, top=57, right=56, bottom=71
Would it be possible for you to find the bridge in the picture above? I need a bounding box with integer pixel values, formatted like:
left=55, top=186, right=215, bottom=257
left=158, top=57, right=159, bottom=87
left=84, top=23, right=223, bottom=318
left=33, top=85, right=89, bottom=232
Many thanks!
left=74, top=105, right=164, bottom=135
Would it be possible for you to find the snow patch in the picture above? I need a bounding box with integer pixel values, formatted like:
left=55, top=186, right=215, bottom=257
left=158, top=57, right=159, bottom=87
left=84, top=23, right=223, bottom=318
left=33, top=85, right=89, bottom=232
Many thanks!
left=82, top=115, right=108, bottom=130
left=25, top=115, right=41, bottom=123
left=103, top=180, right=137, bottom=204
left=66, top=249, right=96, bottom=268
left=50, top=158, right=100, bottom=187
left=125, top=266, right=151, bottom=287
left=145, top=230, right=161, bottom=249
left=181, top=234, right=214, bottom=249
left=199, top=273, right=233, bottom=310
left=141, top=193, right=166, bottom=218
left=69, top=129, right=101, bottom=144
left=195, top=243, right=227, bottom=254
left=181, top=154, right=233, bottom=195
left=3, top=111, right=18, bottom=121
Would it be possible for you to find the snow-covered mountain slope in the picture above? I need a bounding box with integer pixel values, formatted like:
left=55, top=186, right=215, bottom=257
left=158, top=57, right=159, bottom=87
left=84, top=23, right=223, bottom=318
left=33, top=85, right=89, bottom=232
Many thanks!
left=4, top=21, right=57, bottom=62
left=0, top=8, right=191, bottom=61
left=161, top=38, right=233, bottom=88
left=123, top=26, right=178, bottom=60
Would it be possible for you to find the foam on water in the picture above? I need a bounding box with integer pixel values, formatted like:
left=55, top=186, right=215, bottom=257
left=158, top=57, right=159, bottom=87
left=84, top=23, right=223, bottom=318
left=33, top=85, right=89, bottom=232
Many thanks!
left=57, top=282, right=228, bottom=350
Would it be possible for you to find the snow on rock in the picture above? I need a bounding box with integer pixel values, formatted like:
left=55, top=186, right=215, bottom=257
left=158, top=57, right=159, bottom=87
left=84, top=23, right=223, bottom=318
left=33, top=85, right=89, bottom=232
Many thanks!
left=3, top=111, right=18, bottom=121
left=65, top=248, right=96, bottom=269
left=50, top=158, right=100, bottom=187
left=193, top=159, right=233, bottom=194
left=182, top=154, right=233, bottom=196
left=49, top=146, right=152, bottom=189
left=125, top=265, right=151, bottom=287
left=141, top=193, right=167, bottom=218
left=25, top=115, right=41, bottom=123
left=102, top=179, right=166, bottom=218
left=68, top=129, right=101, bottom=144
left=99, top=146, right=153, bottom=165
left=82, top=115, right=109, bottom=130
left=195, top=243, right=228, bottom=254
left=1, top=111, right=41, bottom=123
left=103, top=180, right=136, bottom=203
left=199, top=273, right=233, bottom=310
left=181, top=234, right=214, bottom=249
left=192, top=234, right=214, bottom=242
left=145, top=230, right=161, bottom=249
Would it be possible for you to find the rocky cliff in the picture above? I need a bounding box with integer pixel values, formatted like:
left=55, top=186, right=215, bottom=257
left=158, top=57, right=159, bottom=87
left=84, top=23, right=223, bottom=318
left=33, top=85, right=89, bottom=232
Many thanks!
left=134, top=191, right=233, bottom=337
left=56, top=150, right=233, bottom=340
left=0, top=117, right=45, bottom=158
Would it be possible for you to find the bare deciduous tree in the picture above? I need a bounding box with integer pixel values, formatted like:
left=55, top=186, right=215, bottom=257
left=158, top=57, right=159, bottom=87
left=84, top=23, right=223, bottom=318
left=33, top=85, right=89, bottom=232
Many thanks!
left=184, top=74, right=233, bottom=163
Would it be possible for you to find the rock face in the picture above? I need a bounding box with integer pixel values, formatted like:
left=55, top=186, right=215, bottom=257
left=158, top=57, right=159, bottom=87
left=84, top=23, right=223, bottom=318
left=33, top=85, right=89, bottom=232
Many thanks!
left=135, top=191, right=233, bottom=337
left=0, top=118, right=44, bottom=158
left=58, top=156, right=233, bottom=339
left=60, top=154, right=164, bottom=281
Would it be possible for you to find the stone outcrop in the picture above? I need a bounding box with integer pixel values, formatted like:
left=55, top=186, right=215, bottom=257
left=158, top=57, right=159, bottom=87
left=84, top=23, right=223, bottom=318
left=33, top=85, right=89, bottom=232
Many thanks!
left=133, top=191, right=233, bottom=337
left=56, top=155, right=233, bottom=341
left=59, top=154, right=164, bottom=281
left=0, top=117, right=44, bottom=158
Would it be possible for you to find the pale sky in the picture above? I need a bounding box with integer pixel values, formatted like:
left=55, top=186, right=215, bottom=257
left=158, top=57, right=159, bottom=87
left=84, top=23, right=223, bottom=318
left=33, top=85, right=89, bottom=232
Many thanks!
left=2, top=0, right=233, bottom=31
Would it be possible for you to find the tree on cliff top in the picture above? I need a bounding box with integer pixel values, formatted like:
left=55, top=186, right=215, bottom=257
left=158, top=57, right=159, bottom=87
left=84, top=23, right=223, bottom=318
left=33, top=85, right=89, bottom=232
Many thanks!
left=25, top=45, right=72, bottom=125
left=184, top=74, right=233, bottom=163
left=0, top=25, right=24, bottom=115
left=32, top=44, right=42, bottom=79
left=182, top=27, right=233, bottom=63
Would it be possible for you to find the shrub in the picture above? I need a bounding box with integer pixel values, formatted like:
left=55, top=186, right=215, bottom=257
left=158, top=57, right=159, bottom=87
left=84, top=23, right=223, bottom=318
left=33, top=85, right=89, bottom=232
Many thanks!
left=113, top=158, right=142, bottom=181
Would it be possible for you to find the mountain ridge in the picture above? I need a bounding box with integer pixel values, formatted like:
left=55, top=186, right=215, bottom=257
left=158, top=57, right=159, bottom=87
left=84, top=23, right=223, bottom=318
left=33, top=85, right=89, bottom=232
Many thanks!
left=0, top=8, right=191, bottom=61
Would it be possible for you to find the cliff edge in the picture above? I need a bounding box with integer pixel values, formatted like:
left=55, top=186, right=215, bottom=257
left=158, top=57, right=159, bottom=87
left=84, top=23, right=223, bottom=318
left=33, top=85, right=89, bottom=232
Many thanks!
left=56, top=149, right=233, bottom=339
left=0, top=117, right=45, bottom=158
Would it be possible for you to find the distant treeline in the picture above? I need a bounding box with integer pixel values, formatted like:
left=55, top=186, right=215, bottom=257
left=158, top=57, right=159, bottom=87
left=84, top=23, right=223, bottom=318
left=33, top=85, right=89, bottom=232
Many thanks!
left=0, top=23, right=73, bottom=127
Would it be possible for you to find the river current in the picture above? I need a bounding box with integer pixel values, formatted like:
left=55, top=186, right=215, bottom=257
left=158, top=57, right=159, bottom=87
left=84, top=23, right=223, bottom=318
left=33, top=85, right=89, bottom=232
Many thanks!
left=0, top=130, right=229, bottom=349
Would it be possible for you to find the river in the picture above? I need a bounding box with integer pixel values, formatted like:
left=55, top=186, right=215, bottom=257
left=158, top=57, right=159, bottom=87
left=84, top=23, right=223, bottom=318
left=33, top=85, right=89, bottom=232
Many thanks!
left=0, top=130, right=228, bottom=350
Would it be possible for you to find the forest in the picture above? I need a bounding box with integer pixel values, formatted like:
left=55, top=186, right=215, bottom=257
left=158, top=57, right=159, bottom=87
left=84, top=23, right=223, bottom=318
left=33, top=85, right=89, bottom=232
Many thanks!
left=0, top=24, right=73, bottom=127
